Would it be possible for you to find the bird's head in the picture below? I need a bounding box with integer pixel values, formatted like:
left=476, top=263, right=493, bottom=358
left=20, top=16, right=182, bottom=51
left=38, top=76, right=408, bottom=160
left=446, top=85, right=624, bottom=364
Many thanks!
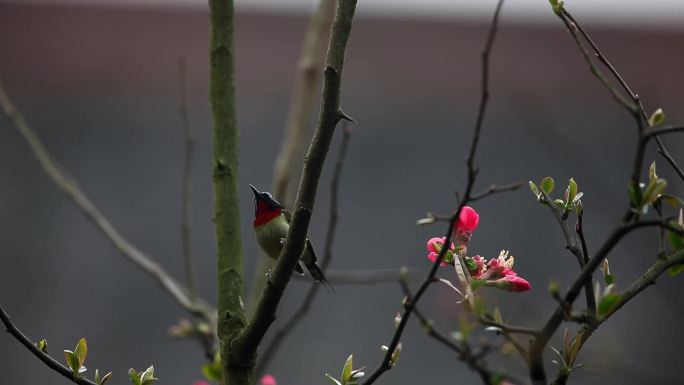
left=250, top=184, right=283, bottom=226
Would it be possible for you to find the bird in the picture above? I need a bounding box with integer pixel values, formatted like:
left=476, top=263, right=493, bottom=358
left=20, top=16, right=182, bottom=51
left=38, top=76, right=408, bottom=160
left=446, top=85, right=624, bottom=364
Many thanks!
left=249, top=184, right=331, bottom=290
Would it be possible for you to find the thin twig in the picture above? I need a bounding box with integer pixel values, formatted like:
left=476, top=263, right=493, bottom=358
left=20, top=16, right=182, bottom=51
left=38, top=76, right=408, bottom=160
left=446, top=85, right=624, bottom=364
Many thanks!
left=470, top=180, right=524, bottom=202
left=0, top=77, right=216, bottom=325
left=576, top=208, right=596, bottom=315
left=643, top=125, right=684, bottom=141
left=362, top=1, right=506, bottom=383
left=293, top=267, right=421, bottom=284
left=178, top=57, right=198, bottom=303
left=560, top=8, right=684, bottom=183
left=255, top=123, right=351, bottom=375
left=529, top=220, right=684, bottom=384
left=0, top=306, right=97, bottom=385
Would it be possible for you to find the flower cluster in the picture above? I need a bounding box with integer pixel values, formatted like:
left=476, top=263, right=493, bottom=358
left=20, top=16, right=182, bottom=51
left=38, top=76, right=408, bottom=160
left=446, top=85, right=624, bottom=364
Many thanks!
left=425, top=206, right=530, bottom=292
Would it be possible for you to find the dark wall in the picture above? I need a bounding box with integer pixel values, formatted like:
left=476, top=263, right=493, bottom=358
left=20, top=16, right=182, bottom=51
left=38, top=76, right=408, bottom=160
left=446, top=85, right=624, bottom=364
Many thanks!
left=1, top=3, right=683, bottom=385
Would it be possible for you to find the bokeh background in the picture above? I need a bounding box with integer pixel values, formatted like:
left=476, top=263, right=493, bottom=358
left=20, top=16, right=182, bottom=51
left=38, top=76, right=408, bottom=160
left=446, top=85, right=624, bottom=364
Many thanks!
left=1, top=1, right=684, bottom=384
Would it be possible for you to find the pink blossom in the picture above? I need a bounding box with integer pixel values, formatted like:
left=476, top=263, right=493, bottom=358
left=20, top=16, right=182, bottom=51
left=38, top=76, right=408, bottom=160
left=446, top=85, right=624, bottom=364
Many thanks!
left=427, top=237, right=455, bottom=267
left=456, top=206, right=479, bottom=233
left=193, top=381, right=210, bottom=385
left=260, top=374, right=277, bottom=385
left=489, top=275, right=531, bottom=292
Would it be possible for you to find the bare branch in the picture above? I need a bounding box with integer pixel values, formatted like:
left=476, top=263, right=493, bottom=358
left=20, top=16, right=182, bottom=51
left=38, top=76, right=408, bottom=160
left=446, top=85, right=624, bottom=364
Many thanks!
left=529, top=219, right=683, bottom=384
left=255, top=123, right=351, bottom=375
left=575, top=208, right=596, bottom=315
left=294, top=267, right=422, bottom=284
left=0, top=306, right=97, bottom=385
left=470, top=180, right=524, bottom=202
left=232, top=0, right=358, bottom=368
left=0, top=77, right=215, bottom=325
left=558, top=8, right=684, bottom=183
left=178, top=57, right=199, bottom=303
left=247, top=0, right=335, bottom=316
left=362, top=1, right=506, bottom=383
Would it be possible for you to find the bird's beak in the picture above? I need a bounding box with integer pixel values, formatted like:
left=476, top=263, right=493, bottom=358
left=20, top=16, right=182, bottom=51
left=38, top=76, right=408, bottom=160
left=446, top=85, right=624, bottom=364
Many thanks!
left=249, top=184, right=261, bottom=198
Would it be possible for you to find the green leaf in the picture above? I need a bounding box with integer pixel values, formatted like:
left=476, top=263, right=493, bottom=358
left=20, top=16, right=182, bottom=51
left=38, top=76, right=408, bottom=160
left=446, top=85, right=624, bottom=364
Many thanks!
left=493, top=307, right=503, bottom=325
left=649, top=108, right=665, bottom=127
left=628, top=184, right=643, bottom=208
left=604, top=274, right=615, bottom=285
left=325, top=373, right=342, bottom=385
left=649, top=161, right=658, bottom=184
left=668, top=264, right=684, bottom=276
left=64, top=350, right=81, bottom=378
left=202, top=362, right=221, bottom=382
left=342, top=354, right=353, bottom=384
left=140, top=366, right=157, bottom=385
left=668, top=229, right=684, bottom=250
left=36, top=339, right=48, bottom=354
left=96, top=369, right=101, bottom=385
left=565, top=178, right=577, bottom=206
left=529, top=181, right=540, bottom=198
left=128, top=369, right=141, bottom=385
left=541, top=177, right=555, bottom=195
left=74, top=338, right=87, bottom=367
left=660, top=194, right=684, bottom=208
left=598, top=293, right=622, bottom=317
left=464, top=257, right=477, bottom=271
left=554, top=199, right=566, bottom=207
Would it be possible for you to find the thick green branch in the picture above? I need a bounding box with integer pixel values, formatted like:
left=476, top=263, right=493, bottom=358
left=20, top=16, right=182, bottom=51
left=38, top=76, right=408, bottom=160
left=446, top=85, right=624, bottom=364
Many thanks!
left=208, top=0, right=247, bottom=383
left=231, top=0, right=357, bottom=376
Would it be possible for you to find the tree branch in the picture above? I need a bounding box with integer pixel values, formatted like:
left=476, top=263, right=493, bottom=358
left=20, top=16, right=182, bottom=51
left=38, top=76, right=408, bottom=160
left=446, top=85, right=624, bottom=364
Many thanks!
left=362, top=1, right=506, bottom=383
left=231, top=0, right=358, bottom=376
left=0, top=306, right=97, bottom=385
left=558, top=8, right=684, bottom=183
left=470, top=180, right=524, bottom=202
left=293, top=267, right=422, bottom=284
left=178, top=57, right=199, bottom=304
left=247, top=0, right=335, bottom=316
left=208, top=0, right=248, bottom=382
left=255, top=123, right=351, bottom=375
left=528, top=220, right=683, bottom=384
left=0, top=77, right=215, bottom=324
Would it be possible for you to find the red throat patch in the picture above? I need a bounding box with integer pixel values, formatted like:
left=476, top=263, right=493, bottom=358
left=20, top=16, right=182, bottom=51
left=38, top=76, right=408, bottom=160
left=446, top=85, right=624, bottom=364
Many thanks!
left=254, top=200, right=282, bottom=227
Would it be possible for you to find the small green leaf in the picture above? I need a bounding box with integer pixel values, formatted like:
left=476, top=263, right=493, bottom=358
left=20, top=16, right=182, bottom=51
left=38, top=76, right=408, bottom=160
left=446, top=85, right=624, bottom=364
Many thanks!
left=649, top=162, right=658, bottom=184
left=493, top=307, right=503, bottom=325
left=541, top=177, right=555, bottom=195
left=128, top=369, right=141, bottom=385
left=64, top=350, right=81, bottom=378
left=36, top=339, right=48, bottom=354
left=342, top=354, right=353, bottom=384
left=554, top=199, right=566, bottom=207
left=548, top=279, right=560, bottom=296
left=96, top=369, right=101, bottom=385
left=140, top=366, right=157, bottom=385
left=668, top=228, right=684, bottom=250
left=565, top=178, right=577, bottom=206
left=628, top=183, right=643, bottom=208
left=202, top=362, right=221, bottom=382
left=668, top=264, right=684, bottom=276
left=604, top=274, right=615, bottom=285
left=390, top=343, right=402, bottom=366
left=598, top=293, right=622, bottom=317
left=74, top=338, right=87, bottom=367
left=529, top=181, right=540, bottom=198
left=649, top=108, right=665, bottom=127
left=325, top=373, right=342, bottom=385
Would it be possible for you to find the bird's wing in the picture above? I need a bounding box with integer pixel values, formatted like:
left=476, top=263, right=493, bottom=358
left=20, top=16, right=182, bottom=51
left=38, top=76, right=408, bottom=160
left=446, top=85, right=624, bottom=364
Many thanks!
left=282, top=209, right=292, bottom=222
left=305, top=238, right=319, bottom=264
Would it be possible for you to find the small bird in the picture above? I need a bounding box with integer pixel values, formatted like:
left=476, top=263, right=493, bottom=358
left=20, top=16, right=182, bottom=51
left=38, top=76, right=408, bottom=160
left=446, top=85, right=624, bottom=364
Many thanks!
left=250, top=184, right=331, bottom=289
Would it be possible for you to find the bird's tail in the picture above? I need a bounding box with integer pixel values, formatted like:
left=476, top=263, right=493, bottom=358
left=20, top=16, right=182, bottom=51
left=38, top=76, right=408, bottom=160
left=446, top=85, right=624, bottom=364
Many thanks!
left=305, top=262, right=334, bottom=293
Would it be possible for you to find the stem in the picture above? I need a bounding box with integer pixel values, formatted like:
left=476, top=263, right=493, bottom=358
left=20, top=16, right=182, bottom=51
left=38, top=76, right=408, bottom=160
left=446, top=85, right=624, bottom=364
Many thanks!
left=208, top=0, right=247, bottom=383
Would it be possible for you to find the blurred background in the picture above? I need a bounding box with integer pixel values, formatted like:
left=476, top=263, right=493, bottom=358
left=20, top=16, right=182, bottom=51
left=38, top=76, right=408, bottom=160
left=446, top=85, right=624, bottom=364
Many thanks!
left=1, top=0, right=684, bottom=384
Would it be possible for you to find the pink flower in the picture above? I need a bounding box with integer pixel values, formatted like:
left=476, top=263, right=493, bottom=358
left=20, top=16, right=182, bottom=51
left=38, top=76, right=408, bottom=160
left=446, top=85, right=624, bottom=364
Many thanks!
left=193, top=381, right=210, bottom=385
left=456, top=206, right=479, bottom=234
left=489, top=275, right=531, bottom=292
left=427, top=237, right=455, bottom=267
left=260, top=374, right=277, bottom=385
